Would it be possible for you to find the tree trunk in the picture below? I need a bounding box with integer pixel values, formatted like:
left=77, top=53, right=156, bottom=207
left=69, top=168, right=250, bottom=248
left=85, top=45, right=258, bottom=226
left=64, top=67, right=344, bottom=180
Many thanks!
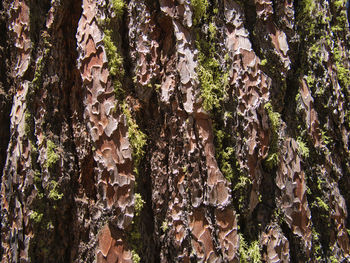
left=1, top=0, right=350, bottom=262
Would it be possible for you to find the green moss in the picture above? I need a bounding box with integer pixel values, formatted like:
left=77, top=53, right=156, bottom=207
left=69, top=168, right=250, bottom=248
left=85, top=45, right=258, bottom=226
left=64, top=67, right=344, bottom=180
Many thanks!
left=213, top=125, right=249, bottom=211
left=263, top=102, right=281, bottom=169
left=33, top=56, right=44, bottom=90
left=24, top=111, right=33, bottom=136
left=48, top=180, right=63, bottom=201
left=214, top=128, right=235, bottom=181
left=239, top=234, right=261, bottom=263
left=314, top=197, right=329, bottom=211
left=239, top=234, right=249, bottom=262
left=220, top=146, right=235, bottom=181
left=260, top=59, right=267, bottom=66
left=129, top=212, right=143, bottom=261
left=234, top=175, right=251, bottom=191
left=190, top=0, right=208, bottom=25
left=329, top=252, right=339, bottom=263
left=273, top=208, right=285, bottom=225
left=123, top=101, right=147, bottom=261
left=196, top=41, right=228, bottom=112
left=197, top=54, right=228, bottom=112
left=103, top=29, right=125, bottom=99
left=264, top=153, right=279, bottom=170
left=297, top=137, right=310, bottom=158
left=122, top=102, right=147, bottom=175
left=334, top=0, right=347, bottom=8
left=312, top=228, right=323, bottom=261
left=208, top=22, right=217, bottom=39
left=33, top=171, right=42, bottom=185
left=134, top=193, right=144, bottom=216
left=317, top=176, right=325, bottom=191
left=333, top=47, right=350, bottom=89
left=99, top=1, right=126, bottom=100
left=306, top=74, right=315, bottom=88
left=103, top=31, right=123, bottom=77
left=264, top=102, right=281, bottom=130
left=300, top=0, right=316, bottom=15
left=110, top=0, right=125, bottom=18
left=161, top=220, right=169, bottom=232
left=320, top=129, right=332, bottom=146
left=192, top=2, right=228, bottom=113
left=46, top=221, right=54, bottom=230
left=45, top=140, right=59, bottom=169
left=297, top=0, right=317, bottom=38
left=332, top=0, right=348, bottom=32
left=131, top=250, right=141, bottom=263
left=30, top=211, right=43, bottom=223
left=248, top=241, right=261, bottom=263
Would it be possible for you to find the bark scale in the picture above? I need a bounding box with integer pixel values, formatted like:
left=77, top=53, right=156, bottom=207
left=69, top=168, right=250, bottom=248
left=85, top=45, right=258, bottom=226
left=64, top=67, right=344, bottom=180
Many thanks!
left=0, top=0, right=350, bottom=262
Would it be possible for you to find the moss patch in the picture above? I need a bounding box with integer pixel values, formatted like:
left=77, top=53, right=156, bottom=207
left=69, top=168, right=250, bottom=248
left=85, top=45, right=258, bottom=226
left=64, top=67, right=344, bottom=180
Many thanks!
left=239, top=234, right=262, bottom=263
left=197, top=51, right=228, bottom=112
left=134, top=193, right=145, bottom=216
left=45, top=140, right=60, bottom=169
left=196, top=26, right=228, bottom=112
left=190, top=0, right=209, bottom=25
left=48, top=180, right=63, bottom=201
left=121, top=102, right=147, bottom=175
left=110, top=0, right=126, bottom=18
left=131, top=250, right=141, bottom=263
left=263, top=102, right=281, bottom=169
left=99, top=0, right=126, bottom=100
left=297, top=136, right=310, bottom=158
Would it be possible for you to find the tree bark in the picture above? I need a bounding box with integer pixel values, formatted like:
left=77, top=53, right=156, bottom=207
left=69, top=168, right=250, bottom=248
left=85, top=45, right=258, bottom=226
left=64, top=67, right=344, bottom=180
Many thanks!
left=1, top=0, right=350, bottom=262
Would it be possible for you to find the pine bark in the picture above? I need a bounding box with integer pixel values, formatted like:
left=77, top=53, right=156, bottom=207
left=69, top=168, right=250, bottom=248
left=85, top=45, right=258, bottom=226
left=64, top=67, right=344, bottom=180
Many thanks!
left=1, top=0, right=350, bottom=262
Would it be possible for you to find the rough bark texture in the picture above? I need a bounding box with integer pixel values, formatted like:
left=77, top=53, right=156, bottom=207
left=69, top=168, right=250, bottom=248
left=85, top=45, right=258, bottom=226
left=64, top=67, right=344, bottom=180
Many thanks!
left=1, top=0, right=350, bottom=262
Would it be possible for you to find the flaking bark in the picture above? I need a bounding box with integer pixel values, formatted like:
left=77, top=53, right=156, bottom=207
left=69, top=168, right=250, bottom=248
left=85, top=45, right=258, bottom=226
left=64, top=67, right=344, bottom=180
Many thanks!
left=1, top=0, right=350, bottom=262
